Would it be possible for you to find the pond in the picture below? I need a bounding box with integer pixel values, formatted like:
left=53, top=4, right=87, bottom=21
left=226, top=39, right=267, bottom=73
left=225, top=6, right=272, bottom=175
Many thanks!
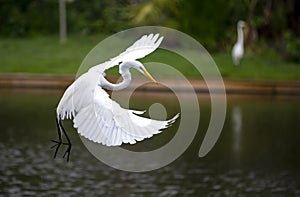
left=0, top=89, right=300, bottom=196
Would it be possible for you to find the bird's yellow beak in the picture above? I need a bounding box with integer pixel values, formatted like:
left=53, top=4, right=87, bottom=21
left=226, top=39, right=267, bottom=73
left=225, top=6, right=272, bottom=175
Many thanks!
left=243, top=22, right=249, bottom=38
left=142, top=68, right=158, bottom=84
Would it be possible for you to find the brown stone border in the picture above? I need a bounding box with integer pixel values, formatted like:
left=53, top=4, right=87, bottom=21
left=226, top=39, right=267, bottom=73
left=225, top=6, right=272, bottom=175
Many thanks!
left=0, top=73, right=300, bottom=95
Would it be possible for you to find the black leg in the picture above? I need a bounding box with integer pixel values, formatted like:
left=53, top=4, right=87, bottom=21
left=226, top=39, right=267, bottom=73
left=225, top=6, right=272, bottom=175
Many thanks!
left=51, top=117, right=72, bottom=162
left=59, top=119, right=72, bottom=162
left=50, top=118, right=63, bottom=158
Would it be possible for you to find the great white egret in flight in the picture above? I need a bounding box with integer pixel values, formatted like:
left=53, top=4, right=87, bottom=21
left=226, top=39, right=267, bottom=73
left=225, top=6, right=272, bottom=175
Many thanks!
left=232, top=20, right=246, bottom=65
left=51, top=34, right=179, bottom=161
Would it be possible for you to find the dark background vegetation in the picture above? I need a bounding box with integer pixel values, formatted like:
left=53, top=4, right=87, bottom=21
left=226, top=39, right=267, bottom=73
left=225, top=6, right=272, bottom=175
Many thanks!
left=0, top=0, right=299, bottom=62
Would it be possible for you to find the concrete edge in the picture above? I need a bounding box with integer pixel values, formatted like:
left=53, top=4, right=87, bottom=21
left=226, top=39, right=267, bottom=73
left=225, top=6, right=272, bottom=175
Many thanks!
left=0, top=73, right=300, bottom=95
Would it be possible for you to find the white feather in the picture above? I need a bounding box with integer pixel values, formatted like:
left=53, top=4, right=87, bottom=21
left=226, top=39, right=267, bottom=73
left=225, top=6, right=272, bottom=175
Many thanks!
left=73, top=86, right=179, bottom=146
left=90, top=34, right=163, bottom=73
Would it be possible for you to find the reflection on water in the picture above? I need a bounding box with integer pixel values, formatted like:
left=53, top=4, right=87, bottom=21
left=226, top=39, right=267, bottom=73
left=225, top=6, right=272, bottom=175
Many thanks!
left=231, top=106, right=242, bottom=157
left=0, top=89, right=300, bottom=196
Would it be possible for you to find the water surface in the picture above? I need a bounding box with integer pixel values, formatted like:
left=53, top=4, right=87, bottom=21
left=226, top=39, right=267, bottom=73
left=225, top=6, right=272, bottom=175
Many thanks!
left=0, top=89, right=300, bottom=196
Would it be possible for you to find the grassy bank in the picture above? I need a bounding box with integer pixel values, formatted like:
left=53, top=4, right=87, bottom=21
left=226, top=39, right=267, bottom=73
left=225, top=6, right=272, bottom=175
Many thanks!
left=214, top=51, right=300, bottom=80
left=0, top=35, right=106, bottom=74
left=1, top=35, right=299, bottom=80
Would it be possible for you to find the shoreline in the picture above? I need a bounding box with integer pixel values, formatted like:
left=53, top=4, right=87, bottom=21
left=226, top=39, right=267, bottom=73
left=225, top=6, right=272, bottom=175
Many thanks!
left=0, top=73, right=300, bottom=96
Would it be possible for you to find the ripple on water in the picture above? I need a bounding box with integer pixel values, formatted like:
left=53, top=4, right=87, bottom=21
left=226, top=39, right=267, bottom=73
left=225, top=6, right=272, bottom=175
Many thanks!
left=1, top=139, right=300, bottom=196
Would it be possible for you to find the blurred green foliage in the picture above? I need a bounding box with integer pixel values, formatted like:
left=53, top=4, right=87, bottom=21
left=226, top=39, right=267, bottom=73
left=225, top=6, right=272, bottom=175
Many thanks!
left=0, top=0, right=129, bottom=36
left=129, top=0, right=300, bottom=62
left=283, top=31, right=300, bottom=62
left=0, top=0, right=299, bottom=62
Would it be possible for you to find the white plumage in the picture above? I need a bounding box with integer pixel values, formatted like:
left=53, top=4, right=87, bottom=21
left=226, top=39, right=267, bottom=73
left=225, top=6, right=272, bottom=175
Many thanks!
left=73, top=85, right=178, bottom=146
left=52, top=34, right=179, bottom=161
left=232, top=20, right=246, bottom=65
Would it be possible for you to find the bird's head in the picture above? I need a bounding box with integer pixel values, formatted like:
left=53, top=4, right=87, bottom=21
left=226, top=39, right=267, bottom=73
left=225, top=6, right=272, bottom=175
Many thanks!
left=237, top=20, right=249, bottom=39
left=238, top=20, right=247, bottom=29
left=120, top=60, right=157, bottom=84
left=135, top=61, right=157, bottom=84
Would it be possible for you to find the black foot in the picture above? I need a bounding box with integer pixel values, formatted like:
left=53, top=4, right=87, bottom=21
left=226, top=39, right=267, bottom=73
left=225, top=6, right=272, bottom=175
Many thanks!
left=51, top=139, right=62, bottom=159
left=52, top=117, right=72, bottom=162
left=51, top=139, right=71, bottom=161
left=63, top=143, right=72, bottom=162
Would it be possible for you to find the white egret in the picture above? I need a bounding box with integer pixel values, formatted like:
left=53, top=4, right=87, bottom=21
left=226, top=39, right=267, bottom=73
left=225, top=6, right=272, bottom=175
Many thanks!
left=232, top=20, right=246, bottom=65
left=51, top=34, right=179, bottom=161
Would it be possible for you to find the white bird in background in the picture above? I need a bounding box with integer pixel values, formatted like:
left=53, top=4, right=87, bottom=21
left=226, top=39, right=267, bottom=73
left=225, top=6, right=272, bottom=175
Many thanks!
left=51, top=34, right=179, bottom=161
left=232, top=20, right=246, bottom=65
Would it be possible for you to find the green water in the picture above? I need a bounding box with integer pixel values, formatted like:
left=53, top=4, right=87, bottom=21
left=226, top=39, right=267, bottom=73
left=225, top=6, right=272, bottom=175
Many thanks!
left=0, top=89, right=299, bottom=196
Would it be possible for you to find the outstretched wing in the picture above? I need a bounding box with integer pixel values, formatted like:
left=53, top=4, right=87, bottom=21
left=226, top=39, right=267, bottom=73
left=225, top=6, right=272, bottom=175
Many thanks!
left=91, top=34, right=163, bottom=73
left=73, top=85, right=179, bottom=146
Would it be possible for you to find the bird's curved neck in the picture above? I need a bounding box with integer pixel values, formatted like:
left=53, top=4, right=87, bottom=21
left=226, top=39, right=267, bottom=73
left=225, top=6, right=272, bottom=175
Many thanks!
left=237, top=26, right=244, bottom=45
left=100, top=72, right=131, bottom=91
left=99, top=61, right=133, bottom=92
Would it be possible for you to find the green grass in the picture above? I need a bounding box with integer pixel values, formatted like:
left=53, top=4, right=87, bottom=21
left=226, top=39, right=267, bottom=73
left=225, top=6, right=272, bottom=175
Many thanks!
left=0, top=34, right=106, bottom=74
left=0, top=35, right=299, bottom=80
left=214, top=50, right=300, bottom=80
